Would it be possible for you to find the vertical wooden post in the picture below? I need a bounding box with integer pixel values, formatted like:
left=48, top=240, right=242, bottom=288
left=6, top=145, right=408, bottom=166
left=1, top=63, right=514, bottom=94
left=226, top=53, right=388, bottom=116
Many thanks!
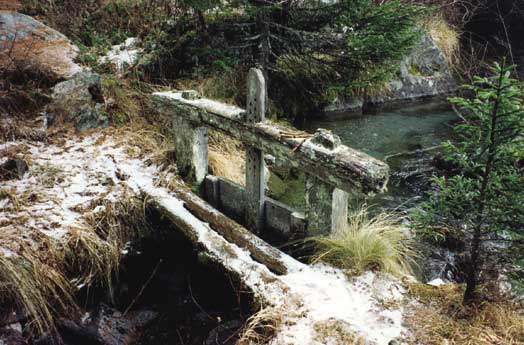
left=172, top=90, right=208, bottom=187
left=245, top=68, right=267, bottom=233
left=305, top=176, right=349, bottom=236
left=304, top=129, right=349, bottom=235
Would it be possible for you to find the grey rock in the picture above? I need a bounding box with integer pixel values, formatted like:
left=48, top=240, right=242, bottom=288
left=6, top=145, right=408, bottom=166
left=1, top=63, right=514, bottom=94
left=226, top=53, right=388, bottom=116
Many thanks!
left=60, top=304, right=158, bottom=345
left=0, top=327, right=25, bottom=345
left=367, top=35, right=456, bottom=107
left=325, top=34, right=456, bottom=115
left=181, top=90, right=200, bottom=100
left=324, top=96, right=364, bottom=116
left=47, top=71, right=108, bottom=132
left=0, top=158, right=28, bottom=181
left=0, top=11, right=82, bottom=81
left=310, top=128, right=341, bottom=149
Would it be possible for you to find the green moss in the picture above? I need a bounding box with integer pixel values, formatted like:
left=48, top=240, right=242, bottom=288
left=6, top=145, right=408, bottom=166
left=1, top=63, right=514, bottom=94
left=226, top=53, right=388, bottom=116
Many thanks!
left=408, top=63, right=424, bottom=76
left=101, top=75, right=145, bottom=126
left=267, top=169, right=306, bottom=210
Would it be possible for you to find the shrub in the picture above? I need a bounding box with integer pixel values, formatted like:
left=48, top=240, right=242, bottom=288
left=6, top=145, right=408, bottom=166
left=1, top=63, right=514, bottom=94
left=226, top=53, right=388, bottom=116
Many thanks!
left=312, top=207, right=416, bottom=276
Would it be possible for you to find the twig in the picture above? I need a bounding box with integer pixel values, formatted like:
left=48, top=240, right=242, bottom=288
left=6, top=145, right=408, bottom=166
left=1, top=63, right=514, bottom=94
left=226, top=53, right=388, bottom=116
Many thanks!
left=188, top=274, right=215, bottom=321
left=291, top=138, right=308, bottom=153
left=384, top=145, right=443, bottom=161
left=123, top=258, right=163, bottom=316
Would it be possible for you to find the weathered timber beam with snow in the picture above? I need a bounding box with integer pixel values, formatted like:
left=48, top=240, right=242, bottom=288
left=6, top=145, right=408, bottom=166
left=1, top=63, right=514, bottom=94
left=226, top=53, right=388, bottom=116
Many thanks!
left=141, top=186, right=293, bottom=304
left=143, top=183, right=293, bottom=275
left=152, top=91, right=389, bottom=195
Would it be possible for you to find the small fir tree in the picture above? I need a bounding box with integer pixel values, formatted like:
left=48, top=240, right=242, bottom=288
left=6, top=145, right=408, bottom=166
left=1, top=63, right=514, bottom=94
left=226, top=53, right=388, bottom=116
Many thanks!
left=412, top=61, right=524, bottom=304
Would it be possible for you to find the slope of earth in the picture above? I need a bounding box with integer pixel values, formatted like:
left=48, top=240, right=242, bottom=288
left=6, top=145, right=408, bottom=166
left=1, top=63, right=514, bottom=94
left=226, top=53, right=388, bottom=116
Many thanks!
left=1, top=117, right=416, bottom=344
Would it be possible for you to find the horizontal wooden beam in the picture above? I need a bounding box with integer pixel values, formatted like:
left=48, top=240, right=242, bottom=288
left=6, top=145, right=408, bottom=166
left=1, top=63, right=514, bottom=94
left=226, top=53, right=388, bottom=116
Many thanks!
left=145, top=181, right=293, bottom=275
left=153, top=91, right=389, bottom=195
left=141, top=186, right=292, bottom=305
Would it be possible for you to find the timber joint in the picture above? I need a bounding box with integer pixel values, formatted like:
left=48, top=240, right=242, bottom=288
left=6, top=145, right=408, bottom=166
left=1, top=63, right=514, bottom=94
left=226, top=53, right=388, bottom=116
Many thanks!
left=152, top=67, right=389, bottom=237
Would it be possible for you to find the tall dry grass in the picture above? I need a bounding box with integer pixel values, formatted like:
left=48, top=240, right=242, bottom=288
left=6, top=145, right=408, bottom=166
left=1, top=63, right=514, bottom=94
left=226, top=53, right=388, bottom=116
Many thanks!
left=208, top=130, right=246, bottom=186
left=237, top=305, right=285, bottom=345
left=0, top=245, right=75, bottom=335
left=312, top=207, right=417, bottom=276
left=407, top=282, right=524, bottom=344
left=424, top=15, right=461, bottom=68
left=0, top=194, right=148, bottom=336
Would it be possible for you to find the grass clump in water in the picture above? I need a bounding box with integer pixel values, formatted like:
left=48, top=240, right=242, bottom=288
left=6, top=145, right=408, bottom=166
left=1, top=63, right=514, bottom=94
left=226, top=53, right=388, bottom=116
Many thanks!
left=312, top=207, right=416, bottom=276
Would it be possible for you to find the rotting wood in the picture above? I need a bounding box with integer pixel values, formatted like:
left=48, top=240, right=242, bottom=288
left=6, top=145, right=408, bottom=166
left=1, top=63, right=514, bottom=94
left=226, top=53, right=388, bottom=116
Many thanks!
left=136, top=186, right=292, bottom=307
left=153, top=91, right=389, bottom=195
left=245, top=68, right=267, bottom=233
left=143, top=183, right=292, bottom=275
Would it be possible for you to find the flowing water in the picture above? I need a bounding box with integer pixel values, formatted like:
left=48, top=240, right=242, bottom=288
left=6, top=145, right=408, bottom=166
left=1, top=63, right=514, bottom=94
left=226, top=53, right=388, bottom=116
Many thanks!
left=268, top=102, right=458, bottom=209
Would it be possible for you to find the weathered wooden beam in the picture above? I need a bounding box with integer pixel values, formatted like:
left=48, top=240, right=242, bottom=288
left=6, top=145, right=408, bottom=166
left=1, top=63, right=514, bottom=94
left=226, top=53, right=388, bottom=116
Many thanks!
left=152, top=92, right=389, bottom=195
left=145, top=182, right=292, bottom=275
left=305, top=175, right=348, bottom=235
left=170, top=114, right=208, bottom=186
left=141, top=186, right=292, bottom=306
left=245, top=68, right=267, bottom=233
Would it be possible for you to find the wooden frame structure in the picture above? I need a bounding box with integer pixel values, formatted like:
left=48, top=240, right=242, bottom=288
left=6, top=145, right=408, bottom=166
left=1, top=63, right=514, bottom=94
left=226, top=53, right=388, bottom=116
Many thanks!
left=153, top=68, right=389, bottom=236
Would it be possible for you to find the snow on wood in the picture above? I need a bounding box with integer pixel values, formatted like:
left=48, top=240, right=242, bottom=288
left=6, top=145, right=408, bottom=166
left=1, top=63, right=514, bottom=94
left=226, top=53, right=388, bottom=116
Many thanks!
left=141, top=182, right=408, bottom=345
left=153, top=91, right=390, bottom=195
left=1, top=130, right=408, bottom=344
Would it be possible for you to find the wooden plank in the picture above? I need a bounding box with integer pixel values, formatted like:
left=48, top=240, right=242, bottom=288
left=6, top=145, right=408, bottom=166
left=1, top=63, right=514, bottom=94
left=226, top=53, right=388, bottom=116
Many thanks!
left=141, top=187, right=292, bottom=306
left=245, top=68, right=267, bottom=233
left=146, top=182, right=291, bottom=275
left=153, top=91, right=389, bottom=195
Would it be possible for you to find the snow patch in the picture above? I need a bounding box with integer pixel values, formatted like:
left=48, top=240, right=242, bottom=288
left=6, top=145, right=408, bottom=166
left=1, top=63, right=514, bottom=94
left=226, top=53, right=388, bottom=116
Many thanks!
left=99, top=37, right=142, bottom=75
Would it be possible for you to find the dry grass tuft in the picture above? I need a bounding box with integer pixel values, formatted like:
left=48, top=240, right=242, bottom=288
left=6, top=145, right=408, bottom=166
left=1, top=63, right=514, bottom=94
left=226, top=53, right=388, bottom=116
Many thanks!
left=1, top=119, right=47, bottom=142
left=175, top=70, right=247, bottom=106
left=31, top=162, right=65, bottom=187
left=65, top=226, right=120, bottom=292
left=424, top=16, right=460, bottom=68
left=208, top=130, right=246, bottom=186
left=0, top=192, right=149, bottom=336
left=312, top=207, right=417, bottom=276
left=406, top=281, right=524, bottom=345
left=0, top=235, right=76, bottom=335
left=109, top=121, right=176, bottom=168
left=313, top=319, right=366, bottom=345
left=0, top=188, right=21, bottom=211
left=237, top=305, right=285, bottom=345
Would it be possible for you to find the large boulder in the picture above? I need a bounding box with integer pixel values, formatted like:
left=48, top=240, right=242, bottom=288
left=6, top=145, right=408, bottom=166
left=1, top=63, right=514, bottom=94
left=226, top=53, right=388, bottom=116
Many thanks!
left=367, top=35, right=457, bottom=107
left=325, top=35, right=457, bottom=115
left=0, top=11, right=82, bottom=82
left=47, top=71, right=108, bottom=132
left=0, top=1, right=21, bottom=11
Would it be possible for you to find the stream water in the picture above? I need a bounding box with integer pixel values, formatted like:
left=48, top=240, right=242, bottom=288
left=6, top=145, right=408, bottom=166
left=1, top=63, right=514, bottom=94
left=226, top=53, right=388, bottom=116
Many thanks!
left=268, top=102, right=458, bottom=210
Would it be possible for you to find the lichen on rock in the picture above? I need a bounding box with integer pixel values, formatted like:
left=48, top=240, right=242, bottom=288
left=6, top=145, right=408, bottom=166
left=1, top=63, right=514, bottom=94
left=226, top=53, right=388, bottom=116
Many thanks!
left=0, top=11, right=82, bottom=82
left=47, top=71, right=109, bottom=132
